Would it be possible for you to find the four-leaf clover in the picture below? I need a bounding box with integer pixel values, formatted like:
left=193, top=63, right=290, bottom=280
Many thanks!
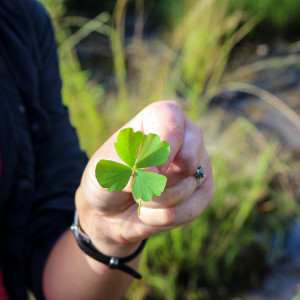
left=95, top=128, right=171, bottom=214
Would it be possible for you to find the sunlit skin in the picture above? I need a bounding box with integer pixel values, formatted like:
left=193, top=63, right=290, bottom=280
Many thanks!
left=43, top=100, right=215, bottom=300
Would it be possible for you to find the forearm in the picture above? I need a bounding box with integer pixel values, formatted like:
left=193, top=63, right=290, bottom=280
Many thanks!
left=43, top=229, right=140, bottom=300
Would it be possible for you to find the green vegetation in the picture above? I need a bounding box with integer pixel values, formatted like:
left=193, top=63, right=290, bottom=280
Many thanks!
left=40, top=0, right=300, bottom=299
left=64, top=0, right=300, bottom=38
left=229, top=0, right=300, bottom=28
left=292, top=291, right=300, bottom=300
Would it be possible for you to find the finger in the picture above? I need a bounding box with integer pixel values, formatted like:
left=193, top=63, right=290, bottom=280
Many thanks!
left=143, top=176, right=196, bottom=208
left=138, top=152, right=214, bottom=227
left=139, top=101, right=185, bottom=173
left=140, top=147, right=211, bottom=208
left=165, top=118, right=204, bottom=187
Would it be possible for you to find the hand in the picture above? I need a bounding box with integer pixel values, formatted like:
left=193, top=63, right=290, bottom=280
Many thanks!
left=75, top=101, right=215, bottom=261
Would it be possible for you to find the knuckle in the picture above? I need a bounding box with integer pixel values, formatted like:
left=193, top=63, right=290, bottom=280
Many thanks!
left=190, top=121, right=204, bottom=142
left=179, top=151, right=198, bottom=175
left=147, top=100, right=183, bottom=117
left=160, top=207, right=176, bottom=226
left=167, top=101, right=184, bottom=115
left=167, top=185, right=183, bottom=206
left=168, top=122, right=184, bottom=143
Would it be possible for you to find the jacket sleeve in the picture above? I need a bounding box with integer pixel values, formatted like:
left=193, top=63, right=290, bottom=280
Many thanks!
left=24, top=1, right=89, bottom=298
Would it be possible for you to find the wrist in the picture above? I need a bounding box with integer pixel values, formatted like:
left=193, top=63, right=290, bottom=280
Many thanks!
left=71, top=209, right=146, bottom=278
left=75, top=185, right=143, bottom=258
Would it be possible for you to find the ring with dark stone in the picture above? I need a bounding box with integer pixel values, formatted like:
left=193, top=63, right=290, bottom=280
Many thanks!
left=194, top=165, right=205, bottom=189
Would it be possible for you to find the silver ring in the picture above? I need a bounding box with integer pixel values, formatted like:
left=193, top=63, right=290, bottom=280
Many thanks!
left=194, top=166, right=205, bottom=189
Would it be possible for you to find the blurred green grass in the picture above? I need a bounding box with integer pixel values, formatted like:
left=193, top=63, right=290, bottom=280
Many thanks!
left=40, top=0, right=300, bottom=299
left=64, top=0, right=300, bottom=36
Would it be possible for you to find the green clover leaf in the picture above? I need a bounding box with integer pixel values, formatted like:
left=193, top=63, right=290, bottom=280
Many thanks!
left=95, top=160, right=132, bottom=192
left=114, top=128, right=143, bottom=167
left=95, top=128, right=171, bottom=215
left=132, top=170, right=168, bottom=203
left=136, top=133, right=170, bottom=168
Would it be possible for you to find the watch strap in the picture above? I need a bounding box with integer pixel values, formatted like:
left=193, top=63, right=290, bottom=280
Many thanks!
left=70, top=210, right=147, bottom=279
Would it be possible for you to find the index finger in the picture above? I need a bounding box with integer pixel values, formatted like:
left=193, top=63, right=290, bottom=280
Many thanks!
left=138, top=101, right=185, bottom=174
left=165, top=118, right=204, bottom=186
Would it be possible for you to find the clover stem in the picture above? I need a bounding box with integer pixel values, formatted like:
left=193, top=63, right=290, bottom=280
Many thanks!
left=138, top=198, right=142, bottom=216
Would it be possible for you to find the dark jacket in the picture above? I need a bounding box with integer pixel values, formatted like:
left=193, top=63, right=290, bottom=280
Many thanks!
left=0, top=0, right=88, bottom=298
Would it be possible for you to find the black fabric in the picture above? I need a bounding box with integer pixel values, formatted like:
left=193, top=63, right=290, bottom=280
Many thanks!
left=0, top=0, right=88, bottom=299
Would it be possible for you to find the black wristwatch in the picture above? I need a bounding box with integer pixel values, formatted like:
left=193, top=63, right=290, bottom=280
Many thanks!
left=70, top=210, right=147, bottom=279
